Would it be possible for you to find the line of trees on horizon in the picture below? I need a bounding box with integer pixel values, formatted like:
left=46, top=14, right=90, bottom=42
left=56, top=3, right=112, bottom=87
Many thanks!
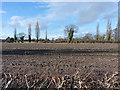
left=4, top=20, right=120, bottom=43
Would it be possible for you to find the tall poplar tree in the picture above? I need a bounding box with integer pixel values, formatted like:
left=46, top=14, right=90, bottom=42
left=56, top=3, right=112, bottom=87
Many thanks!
left=28, top=24, right=31, bottom=42
left=35, top=22, right=40, bottom=43
left=95, top=23, right=99, bottom=40
left=106, top=20, right=112, bottom=41
left=14, top=28, right=17, bottom=42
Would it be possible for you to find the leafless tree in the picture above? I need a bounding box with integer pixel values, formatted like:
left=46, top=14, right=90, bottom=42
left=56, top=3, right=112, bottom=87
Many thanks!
left=35, top=22, right=40, bottom=43
left=106, top=20, right=112, bottom=41
left=18, top=33, right=26, bottom=43
left=117, top=17, right=120, bottom=40
left=28, top=24, right=31, bottom=42
left=95, top=23, right=99, bottom=40
left=45, top=29, right=48, bottom=41
left=14, top=28, right=17, bottom=42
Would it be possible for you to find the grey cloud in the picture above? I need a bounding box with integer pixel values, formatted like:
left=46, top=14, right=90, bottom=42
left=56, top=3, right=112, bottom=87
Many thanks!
left=42, top=2, right=117, bottom=25
left=102, top=7, right=118, bottom=20
left=77, top=2, right=117, bottom=25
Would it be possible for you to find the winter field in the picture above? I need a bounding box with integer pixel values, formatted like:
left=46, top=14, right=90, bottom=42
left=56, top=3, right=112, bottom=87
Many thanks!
left=1, top=43, right=119, bottom=88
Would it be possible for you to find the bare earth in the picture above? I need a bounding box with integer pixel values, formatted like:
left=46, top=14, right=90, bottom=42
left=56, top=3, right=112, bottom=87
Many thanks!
left=2, top=43, right=119, bottom=76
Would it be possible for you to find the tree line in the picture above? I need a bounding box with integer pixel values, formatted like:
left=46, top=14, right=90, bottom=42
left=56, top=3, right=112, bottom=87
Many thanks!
left=4, top=20, right=120, bottom=43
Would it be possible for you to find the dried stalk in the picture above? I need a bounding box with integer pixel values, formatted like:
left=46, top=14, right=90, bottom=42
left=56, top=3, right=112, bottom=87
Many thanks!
left=25, top=75, right=30, bottom=88
left=5, top=74, right=12, bottom=88
left=39, top=77, right=48, bottom=88
left=47, top=79, right=53, bottom=88
left=83, top=69, right=94, bottom=81
left=5, top=78, right=13, bottom=88
left=52, top=77, right=57, bottom=88
left=57, top=77, right=65, bottom=88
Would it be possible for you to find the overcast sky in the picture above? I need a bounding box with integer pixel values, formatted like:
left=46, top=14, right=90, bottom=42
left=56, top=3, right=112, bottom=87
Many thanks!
left=1, top=2, right=118, bottom=39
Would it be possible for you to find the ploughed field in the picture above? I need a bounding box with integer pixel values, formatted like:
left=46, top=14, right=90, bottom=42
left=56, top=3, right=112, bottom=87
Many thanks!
left=2, top=43, right=119, bottom=88
left=2, top=43, right=119, bottom=75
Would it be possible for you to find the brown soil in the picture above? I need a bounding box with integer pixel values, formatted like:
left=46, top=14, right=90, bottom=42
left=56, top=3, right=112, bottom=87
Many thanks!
left=2, top=43, right=119, bottom=76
